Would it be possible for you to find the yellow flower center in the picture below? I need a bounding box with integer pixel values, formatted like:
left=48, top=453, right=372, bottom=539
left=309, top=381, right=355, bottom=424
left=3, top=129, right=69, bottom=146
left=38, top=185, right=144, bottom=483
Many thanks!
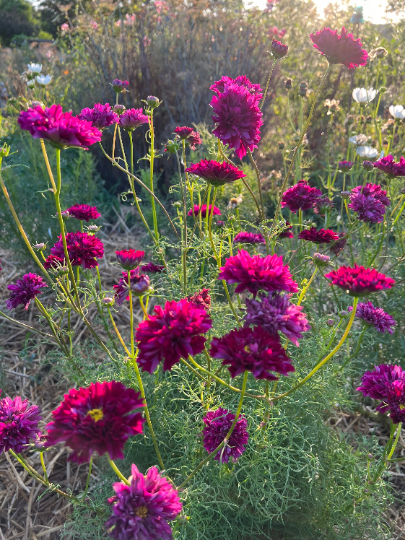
left=244, top=345, right=251, bottom=353
left=87, top=408, right=104, bottom=422
left=136, top=505, right=148, bottom=518
left=399, top=404, right=405, bottom=410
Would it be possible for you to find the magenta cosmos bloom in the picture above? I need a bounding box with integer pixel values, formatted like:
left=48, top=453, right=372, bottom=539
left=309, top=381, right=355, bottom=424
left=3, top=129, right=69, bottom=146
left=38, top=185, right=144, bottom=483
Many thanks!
left=210, top=76, right=262, bottom=99
left=187, top=204, right=221, bottom=218
left=7, top=273, right=47, bottom=310
left=298, top=227, right=339, bottom=244
left=233, top=232, right=265, bottom=245
left=136, top=299, right=212, bottom=373
left=202, top=408, right=249, bottom=463
left=66, top=204, right=101, bottom=222
left=310, top=27, right=368, bottom=68
left=0, top=394, right=42, bottom=453
left=45, top=381, right=145, bottom=463
left=186, top=159, right=246, bottom=187
left=348, top=183, right=390, bottom=223
left=338, top=160, right=354, bottom=172
left=50, top=231, right=104, bottom=269
left=105, top=463, right=182, bottom=540
left=114, top=270, right=150, bottom=304
left=119, top=108, right=149, bottom=132
left=281, top=180, right=322, bottom=213
left=141, top=262, right=165, bottom=274
left=373, top=155, right=405, bottom=178
left=112, top=79, right=129, bottom=93
left=211, top=80, right=263, bottom=159
left=218, top=249, right=298, bottom=296
left=271, top=39, right=288, bottom=59
left=210, top=325, right=294, bottom=380
left=78, top=103, right=118, bottom=129
left=244, top=292, right=310, bottom=346
left=43, top=254, right=64, bottom=270
left=174, top=126, right=202, bottom=149
left=348, top=301, right=396, bottom=334
left=324, top=265, right=395, bottom=297
left=187, top=288, right=211, bottom=311
left=116, top=249, right=145, bottom=270
left=18, top=104, right=102, bottom=149
left=357, top=365, right=405, bottom=424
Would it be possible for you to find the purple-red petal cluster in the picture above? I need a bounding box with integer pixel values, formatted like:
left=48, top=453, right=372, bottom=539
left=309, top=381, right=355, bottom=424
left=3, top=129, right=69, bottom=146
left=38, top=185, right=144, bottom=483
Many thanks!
left=310, top=27, right=368, bottom=68
left=324, top=265, right=395, bottom=297
left=186, top=159, right=246, bottom=187
left=50, top=231, right=104, bottom=269
left=7, top=273, right=47, bottom=310
left=0, top=395, right=42, bottom=453
left=281, top=180, right=322, bottom=213
left=202, top=408, right=249, bottom=463
left=66, top=204, right=101, bottom=222
left=298, top=227, right=339, bottom=244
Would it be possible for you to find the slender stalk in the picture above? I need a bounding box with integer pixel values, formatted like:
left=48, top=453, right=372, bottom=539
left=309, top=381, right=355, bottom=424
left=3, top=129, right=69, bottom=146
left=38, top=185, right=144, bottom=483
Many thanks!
left=387, top=423, right=402, bottom=461
left=178, top=371, right=249, bottom=490
left=139, top=296, right=149, bottom=319
left=40, top=452, right=48, bottom=482
left=128, top=271, right=135, bottom=357
left=148, top=112, right=159, bottom=238
left=297, top=268, right=318, bottom=306
left=108, top=307, right=131, bottom=356
left=260, top=58, right=278, bottom=109
left=273, top=297, right=358, bottom=401
left=82, top=456, right=93, bottom=499
left=247, top=149, right=265, bottom=221
left=392, top=197, right=405, bottom=226
left=0, top=309, right=54, bottom=339
left=108, top=457, right=130, bottom=485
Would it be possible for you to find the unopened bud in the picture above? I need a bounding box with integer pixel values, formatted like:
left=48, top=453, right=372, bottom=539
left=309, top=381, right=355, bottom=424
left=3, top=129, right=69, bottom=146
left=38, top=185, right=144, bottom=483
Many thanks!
left=132, top=275, right=150, bottom=296
left=285, top=78, right=293, bottom=90
left=271, top=39, right=288, bottom=59
left=87, top=225, right=100, bottom=234
left=146, top=96, right=160, bottom=109
left=299, top=81, right=308, bottom=97
left=0, top=143, right=10, bottom=159
left=341, top=191, right=350, bottom=199
left=102, top=296, right=115, bottom=306
left=216, top=220, right=225, bottom=227
left=56, top=266, right=69, bottom=276
left=33, top=242, right=46, bottom=250
left=362, top=160, right=374, bottom=171
left=113, top=104, right=126, bottom=115
left=278, top=141, right=285, bottom=150
left=61, top=210, right=70, bottom=220
left=326, top=319, right=335, bottom=327
left=172, top=201, right=182, bottom=208
left=368, top=453, right=374, bottom=460
left=30, top=100, right=44, bottom=109
left=312, top=253, right=330, bottom=267
left=112, top=79, right=129, bottom=93
left=339, top=310, right=349, bottom=318
left=379, top=86, right=387, bottom=94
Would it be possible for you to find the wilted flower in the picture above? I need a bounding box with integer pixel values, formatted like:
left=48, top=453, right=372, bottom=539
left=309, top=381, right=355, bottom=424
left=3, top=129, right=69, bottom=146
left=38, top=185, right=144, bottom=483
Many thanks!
left=362, top=160, right=374, bottom=171
left=78, top=103, right=119, bottom=129
left=0, top=394, right=42, bottom=453
left=389, top=105, right=405, bottom=119
left=309, top=27, right=368, bottom=68
left=281, top=180, right=322, bottom=213
left=202, top=408, right=249, bottom=462
left=228, top=195, right=243, bottom=209
left=7, top=273, right=47, bottom=310
left=285, top=78, right=293, bottom=90
left=324, top=99, right=340, bottom=115
left=348, top=301, right=396, bottom=334
left=349, top=134, right=368, bottom=146
left=186, top=159, right=246, bottom=187
left=50, top=231, right=104, bottom=269
left=218, top=249, right=298, bottom=296
left=329, top=232, right=347, bottom=256
left=233, top=232, right=265, bottom=245
left=298, top=227, right=339, bottom=244
left=271, top=39, right=288, bottom=59
left=45, top=381, right=145, bottom=463
left=373, top=154, right=405, bottom=178
left=210, top=325, right=294, bottom=380
left=136, top=299, right=212, bottom=373
left=66, top=204, right=101, bottom=222
left=43, top=254, right=65, bottom=270
left=278, top=221, right=294, bottom=239
left=352, top=88, right=377, bottom=103
left=369, top=47, right=388, bottom=60
left=324, top=265, right=395, bottom=297
left=298, top=81, right=308, bottom=97
left=105, top=463, right=182, bottom=540
left=115, top=250, right=145, bottom=270
left=187, top=288, right=211, bottom=311
left=119, top=108, right=149, bottom=132
left=313, top=196, right=334, bottom=215
left=113, top=269, right=150, bottom=304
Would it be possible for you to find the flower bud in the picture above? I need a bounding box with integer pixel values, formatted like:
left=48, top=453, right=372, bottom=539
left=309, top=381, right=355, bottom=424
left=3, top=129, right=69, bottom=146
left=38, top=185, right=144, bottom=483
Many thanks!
left=366, top=115, right=373, bottom=124
left=285, top=78, right=293, bottom=90
left=33, top=242, right=46, bottom=250
left=368, top=453, right=374, bottom=460
left=362, top=160, right=374, bottom=171
left=56, top=266, right=69, bottom=276
left=341, top=191, right=350, bottom=199
left=132, top=274, right=150, bottom=296
left=339, top=310, right=349, bottom=318
left=326, top=319, right=335, bottom=327
left=370, top=47, right=388, bottom=60
left=271, top=39, right=288, bottom=59
left=312, top=253, right=330, bottom=267
left=87, top=225, right=100, bottom=235
left=216, top=220, right=225, bottom=227
left=102, top=296, right=115, bottom=306
left=278, top=141, right=285, bottom=150
left=61, top=210, right=70, bottom=220
left=338, top=161, right=353, bottom=173
left=299, top=81, right=308, bottom=97
left=113, top=104, right=126, bottom=115
left=33, top=434, right=48, bottom=450
left=30, top=100, right=44, bottom=109
left=172, top=201, right=182, bottom=208
left=379, top=86, right=387, bottom=94
left=164, top=139, right=181, bottom=154
left=146, top=96, right=160, bottom=109
left=401, top=187, right=405, bottom=194
left=112, top=79, right=129, bottom=93
left=0, top=142, right=10, bottom=159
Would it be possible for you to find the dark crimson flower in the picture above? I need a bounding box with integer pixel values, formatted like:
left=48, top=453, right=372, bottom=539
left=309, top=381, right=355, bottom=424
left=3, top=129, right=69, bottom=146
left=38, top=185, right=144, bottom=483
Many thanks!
left=136, top=299, right=212, bottom=373
left=185, top=159, right=246, bottom=187
left=309, top=27, right=368, bottom=68
left=45, top=381, right=145, bottom=463
left=324, top=265, right=395, bottom=297
left=119, top=108, right=149, bottom=132
left=278, top=221, right=294, bottom=239
left=271, top=39, right=288, bottom=59
left=116, top=250, right=145, bottom=270
left=281, top=180, right=322, bottom=213
left=6, top=273, right=47, bottom=310
left=105, top=463, right=182, bottom=540
left=141, top=262, right=165, bottom=274
left=357, top=365, right=405, bottom=423
left=210, top=76, right=262, bottom=99
left=211, top=81, right=263, bottom=159
left=78, top=103, right=119, bottom=129
left=66, top=204, right=101, bottom=222
left=218, top=249, right=298, bottom=296
left=329, top=232, right=347, bottom=255
left=210, top=325, right=294, bottom=380
left=338, top=160, right=354, bottom=172
left=202, top=408, right=249, bottom=463
left=174, top=126, right=202, bottom=150
left=348, top=183, right=390, bottom=223
left=373, top=154, right=405, bottom=178
left=18, top=105, right=102, bottom=149
left=50, top=231, right=104, bottom=269
left=298, top=227, right=339, bottom=244
left=43, top=254, right=65, bottom=270
left=233, top=232, right=265, bottom=245
left=113, top=270, right=150, bottom=305
left=187, top=288, right=211, bottom=311
left=313, top=196, right=334, bottom=215
left=244, top=292, right=310, bottom=346
left=0, top=394, right=42, bottom=453
left=348, top=301, right=397, bottom=334
left=112, top=79, right=129, bottom=93
left=187, top=204, right=221, bottom=218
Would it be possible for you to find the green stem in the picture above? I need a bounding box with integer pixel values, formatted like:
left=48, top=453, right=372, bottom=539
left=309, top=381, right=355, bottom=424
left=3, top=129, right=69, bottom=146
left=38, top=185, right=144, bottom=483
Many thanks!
left=82, top=457, right=93, bottom=498
left=149, top=113, right=158, bottom=238
left=247, top=148, right=265, bottom=221
left=178, top=371, right=249, bottom=490
left=0, top=309, right=54, bottom=339
left=260, top=58, right=278, bottom=109
left=273, top=297, right=359, bottom=401
left=108, top=457, right=130, bottom=485
left=40, top=452, right=48, bottom=483
left=297, top=268, right=318, bottom=306
left=392, top=197, right=405, bottom=226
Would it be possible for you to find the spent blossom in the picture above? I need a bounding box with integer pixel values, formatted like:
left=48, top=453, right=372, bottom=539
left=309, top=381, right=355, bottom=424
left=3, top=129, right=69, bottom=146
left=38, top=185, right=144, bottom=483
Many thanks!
left=271, top=39, right=288, bottom=59
left=141, top=262, right=165, bottom=274
left=348, top=301, right=397, bottom=334
left=187, top=288, right=211, bottom=311
left=309, top=27, right=368, bottom=68
left=202, top=408, right=249, bottom=463
left=7, top=273, right=47, bottom=310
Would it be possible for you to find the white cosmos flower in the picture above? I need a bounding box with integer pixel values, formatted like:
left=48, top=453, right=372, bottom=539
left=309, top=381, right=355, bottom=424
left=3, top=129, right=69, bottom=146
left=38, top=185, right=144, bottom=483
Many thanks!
left=389, top=105, right=405, bottom=119
left=27, top=63, right=42, bottom=74
left=356, top=146, right=379, bottom=158
left=352, top=87, right=377, bottom=103
left=349, top=134, right=368, bottom=146
left=35, top=75, right=52, bottom=86
left=26, top=80, right=35, bottom=88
